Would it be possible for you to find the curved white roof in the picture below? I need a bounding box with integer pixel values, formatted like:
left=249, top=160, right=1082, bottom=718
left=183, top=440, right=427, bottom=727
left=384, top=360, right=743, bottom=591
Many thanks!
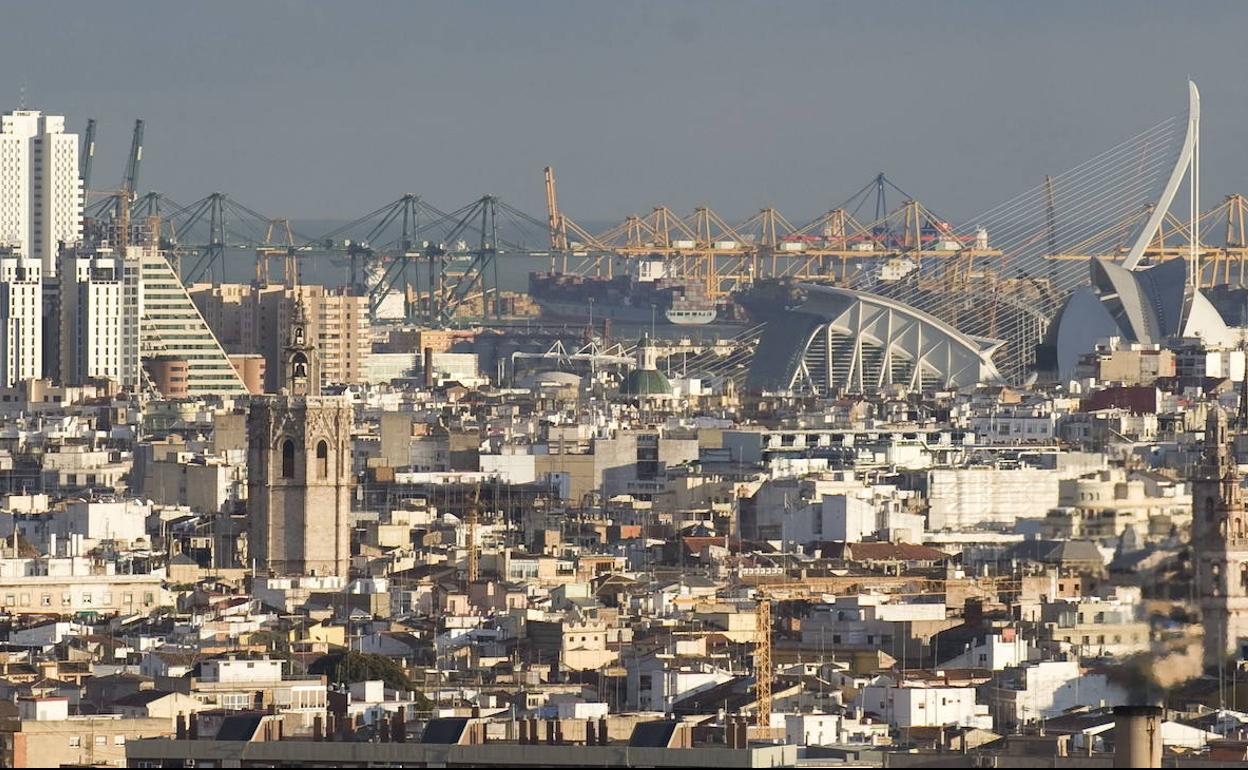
left=747, top=284, right=1005, bottom=394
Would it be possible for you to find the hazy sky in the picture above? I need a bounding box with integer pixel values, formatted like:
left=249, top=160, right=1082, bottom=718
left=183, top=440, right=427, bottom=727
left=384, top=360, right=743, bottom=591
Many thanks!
left=3, top=1, right=1246, bottom=224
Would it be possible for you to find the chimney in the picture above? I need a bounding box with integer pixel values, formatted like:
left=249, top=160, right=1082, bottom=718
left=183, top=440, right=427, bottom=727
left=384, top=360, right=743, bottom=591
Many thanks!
left=545, top=719, right=556, bottom=745
left=964, top=597, right=984, bottom=626
left=175, top=713, right=187, bottom=740
left=423, top=348, right=434, bottom=388
left=598, top=716, right=609, bottom=745
left=554, top=719, right=564, bottom=745
left=188, top=713, right=199, bottom=740
left=518, top=717, right=529, bottom=745
left=1113, top=705, right=1162, bottom=769
left=586, top=718, right=597, bottom=746
left=392, top=710, right=406, bottom=743
left=313, top=715, right=324, bottom=741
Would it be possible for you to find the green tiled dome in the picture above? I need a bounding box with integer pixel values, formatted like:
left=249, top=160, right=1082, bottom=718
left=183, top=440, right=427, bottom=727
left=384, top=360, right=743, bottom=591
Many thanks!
left=621, top=369, right=672, bottom=397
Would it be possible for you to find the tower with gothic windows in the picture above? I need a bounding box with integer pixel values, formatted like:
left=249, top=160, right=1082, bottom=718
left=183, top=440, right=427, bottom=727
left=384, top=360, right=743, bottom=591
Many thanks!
left=280, top=297, right=321, bottom=397
left=246, top=300, right=351, bottom=577
left=1194, top=406, right=1248, bottom=669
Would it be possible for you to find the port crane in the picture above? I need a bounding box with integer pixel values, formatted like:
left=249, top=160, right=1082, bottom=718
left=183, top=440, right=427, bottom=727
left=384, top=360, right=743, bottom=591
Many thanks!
left=546, top=168, right=1002, bottom=300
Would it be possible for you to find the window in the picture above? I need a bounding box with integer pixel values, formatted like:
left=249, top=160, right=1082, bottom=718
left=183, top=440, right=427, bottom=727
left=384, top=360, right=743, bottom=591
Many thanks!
left=316, top=440, right=329, bottom=479
left=68, top=736, right=80, bottom=748
left=281, top=439, right=296, bottom=479
left=113, top=735, right=125, bottom=746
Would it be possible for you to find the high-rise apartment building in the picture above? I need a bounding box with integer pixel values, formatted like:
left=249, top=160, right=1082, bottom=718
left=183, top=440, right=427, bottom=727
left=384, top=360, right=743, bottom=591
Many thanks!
left=58, top=243, right=138, bottom=387
left=0, top=251, right=42, bottom=386
left=0, top=110, right=81, bottom=274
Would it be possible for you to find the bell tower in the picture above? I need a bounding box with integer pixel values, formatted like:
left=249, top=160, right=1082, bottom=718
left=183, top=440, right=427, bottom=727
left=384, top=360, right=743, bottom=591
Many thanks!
left=282, top=297, right=320, bottom=397
left=247, top=299, right=351, bottom=577
left=1194, top=406, right=1248, bottom=669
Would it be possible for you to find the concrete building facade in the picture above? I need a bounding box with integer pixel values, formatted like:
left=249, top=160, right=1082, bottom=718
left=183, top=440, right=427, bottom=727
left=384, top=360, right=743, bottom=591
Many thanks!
left=0, top=110, right=81, bottom=274
left=0, top=254, right=41, bottom=385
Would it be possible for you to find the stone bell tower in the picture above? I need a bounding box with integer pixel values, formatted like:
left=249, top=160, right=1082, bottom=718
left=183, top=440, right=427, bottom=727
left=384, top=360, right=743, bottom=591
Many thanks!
left=280, top=296, right=321, bottom=397
left=1194, top=406, right=1248, bottom=669
left=247, top=297, right=351, bottom=577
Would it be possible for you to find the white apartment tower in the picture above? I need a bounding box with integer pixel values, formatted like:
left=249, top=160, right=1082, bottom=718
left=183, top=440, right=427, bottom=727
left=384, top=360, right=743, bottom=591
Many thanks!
left=0, top=252, right=41, bottom=385
left=59, top=244, right=139, bottom=387
left=0, top=110, right=82, bottom=274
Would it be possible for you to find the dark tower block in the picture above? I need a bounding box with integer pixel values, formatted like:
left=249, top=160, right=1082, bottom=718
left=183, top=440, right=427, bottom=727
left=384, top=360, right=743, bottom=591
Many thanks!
left=247, top=300, right=351, bottom=577
left=1194, top=407, right=1248, bottom=669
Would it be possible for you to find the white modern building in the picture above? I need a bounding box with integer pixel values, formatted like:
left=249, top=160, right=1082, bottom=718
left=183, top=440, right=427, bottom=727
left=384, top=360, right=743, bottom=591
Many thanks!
left=855, top=678, right=992, bottom=730
left=138, top=245, right=247, bottom=396
left=0, top=110, right=81, bottom=274
left=59, top=244, right=137, bottom=386
left=747, top=284, right=1005, bottom=394
left=59, top=241, right=246, bottom=395
left=0, top=252, right=41, bottom=385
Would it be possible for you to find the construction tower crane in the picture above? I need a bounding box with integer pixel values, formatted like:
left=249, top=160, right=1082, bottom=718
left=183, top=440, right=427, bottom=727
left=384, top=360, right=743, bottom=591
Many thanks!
left=754, top=594, right=772, bottom=728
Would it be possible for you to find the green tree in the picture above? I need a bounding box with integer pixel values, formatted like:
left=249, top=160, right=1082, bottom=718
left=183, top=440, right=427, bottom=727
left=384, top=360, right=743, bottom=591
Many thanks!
left=310, top=651, right=432, bottom=711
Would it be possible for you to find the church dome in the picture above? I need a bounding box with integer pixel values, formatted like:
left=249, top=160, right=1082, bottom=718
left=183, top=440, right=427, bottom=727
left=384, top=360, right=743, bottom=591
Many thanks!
left=621, top=368, right=672, bottom=397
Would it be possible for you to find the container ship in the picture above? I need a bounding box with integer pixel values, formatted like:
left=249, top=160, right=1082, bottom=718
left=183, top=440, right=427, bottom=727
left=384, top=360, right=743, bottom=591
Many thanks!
left=529, top=258, right=725, bottom=326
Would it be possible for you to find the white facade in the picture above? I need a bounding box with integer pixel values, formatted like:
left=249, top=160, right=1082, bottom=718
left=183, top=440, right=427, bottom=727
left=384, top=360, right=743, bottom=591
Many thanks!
left=926, top=467, right=1062, bottom=530
left=987, top=659, right=1126, bottom=730
left=0, top=254, right=41, bottom=385
left=747, top=284, right=1005, bottom=395
left=59, top=246, right=138, bottom=386
left=784, top=713, right=842, bottom=747
left=138, top=246, right=246, bottom=395
left=856, top=681, right=992, bottom=729
left=0, top=110, right=81, bottom=274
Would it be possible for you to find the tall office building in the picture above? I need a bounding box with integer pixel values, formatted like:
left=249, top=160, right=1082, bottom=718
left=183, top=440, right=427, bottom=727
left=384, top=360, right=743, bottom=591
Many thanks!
left=0, top=251, right=42, bottom=386
left=0, top=110, right=81, bottom=274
